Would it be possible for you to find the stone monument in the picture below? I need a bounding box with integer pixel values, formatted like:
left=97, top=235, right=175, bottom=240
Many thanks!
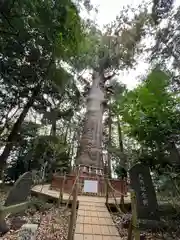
left=129, top=163, right=159, bottom=220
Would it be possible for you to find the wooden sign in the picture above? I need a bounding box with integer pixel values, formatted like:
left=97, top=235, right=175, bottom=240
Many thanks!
left=129, top=163, right=159, bottom=220
left=84, top=180, right=98, bottom=193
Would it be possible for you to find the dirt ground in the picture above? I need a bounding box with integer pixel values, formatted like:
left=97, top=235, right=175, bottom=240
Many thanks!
left=112, top=212, right=180, bottom=240
left=0, top=189, right=71, bottom=240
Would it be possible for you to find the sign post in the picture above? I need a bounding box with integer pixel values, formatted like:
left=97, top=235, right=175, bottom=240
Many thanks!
left=83, top=180, right=98, bottom=193
left=127, top=191, right=140, bottom=240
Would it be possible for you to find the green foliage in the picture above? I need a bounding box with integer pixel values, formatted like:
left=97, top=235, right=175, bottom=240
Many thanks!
left=114, top=163, right=127, bottom=179
left=0, top=0, right=85, bottom=172
left=5, top=121, right=41, bottom=181
left=72, top=5, right=150, bottom=72
left=152, top=0, right=174, bottom=25
left=31, top=135, right=70, bottom=170
left=117, top=68, right=180, bottom=168
left=121, top=70, right=176, bottom=141
left=5, top=121, right=71, bottom=181
left=0, top=0, right=84, bottom=116
left=151, top=6, right=180, bottom=83
left=30, top=197, right=53, bottom=213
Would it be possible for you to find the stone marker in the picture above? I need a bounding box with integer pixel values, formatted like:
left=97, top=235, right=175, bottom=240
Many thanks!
left=129, top=163, right=159, bottom=221
left=0, top=172, right=33, bottom=235
left=0, top=219, right=9, bottom=236
left=5, top=172, right=32, bottom=206
left=18, top=223, right=38, bottom=240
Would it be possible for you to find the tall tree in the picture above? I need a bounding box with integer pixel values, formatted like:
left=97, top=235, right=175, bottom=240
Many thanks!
left=76, top=5, right=149, bottom=172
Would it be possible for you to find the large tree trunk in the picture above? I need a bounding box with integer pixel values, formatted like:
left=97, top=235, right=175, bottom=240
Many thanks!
left=77, top=71, right=105, bottom=170
left=0, top=84, right=41, bottom=173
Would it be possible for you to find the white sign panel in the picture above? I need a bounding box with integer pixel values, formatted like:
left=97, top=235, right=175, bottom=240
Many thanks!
left=84, top=180, right=98, bottom=193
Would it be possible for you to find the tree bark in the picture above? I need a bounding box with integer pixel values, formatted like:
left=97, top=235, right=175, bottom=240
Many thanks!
left=168, top=141, right=180, bottom=165
left=117, top=114, right=124, bottom=153
left=0, top=106, right=20, bottom=136
left=0, top=84, right=41, bottom=173
left=117, top=114, right=128, bottom=180
left=107, top=109, right=112, bottom=178
left=117, top=114, right=127, bottom=169
left=64, top=122, right=70, bottom=144
left=77, top=71, right=105, bottom=170
left=51, top=118, right=56, bottom=137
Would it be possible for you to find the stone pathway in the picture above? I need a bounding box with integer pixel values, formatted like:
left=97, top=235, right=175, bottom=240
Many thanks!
left=31, top=185, right=126, bottom=239
left=74, top=199, right=120, bottom=240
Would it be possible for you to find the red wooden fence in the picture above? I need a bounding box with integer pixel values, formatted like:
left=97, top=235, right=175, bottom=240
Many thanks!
left=51, top=174, right=127, bottom=197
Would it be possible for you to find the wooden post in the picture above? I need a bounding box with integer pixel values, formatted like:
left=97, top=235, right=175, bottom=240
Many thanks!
left=105, top=176, right=109, bottom=204
left=0, top=207, right=9, bottom=234
left=131, top=190, right=140, bottom=240
left=127, top=218, right=133, bottom=240
left=58, top=173, right=66, bottom=207
left=120, top=180, right=127, bottom=213
left=67, top=171, right=79, bottom=240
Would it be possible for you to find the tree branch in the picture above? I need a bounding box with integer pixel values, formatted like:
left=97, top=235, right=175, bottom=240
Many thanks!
left=0, top=30, right=18, bottom=36
left=104, top=72, right=116, bottom=82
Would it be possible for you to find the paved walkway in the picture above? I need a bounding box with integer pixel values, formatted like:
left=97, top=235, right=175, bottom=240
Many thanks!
left=75, top=199, right=120, bottom=240
left=32, top=185, right=123, bottom=239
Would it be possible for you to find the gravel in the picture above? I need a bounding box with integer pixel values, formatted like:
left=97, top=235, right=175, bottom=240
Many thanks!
left=1, top=207, right=71, bottom=240
left=111, top=213, right=132, bottom=240
left=111, top=212, right=171, bottom=240
left=0, top=190, right=72, bottom=240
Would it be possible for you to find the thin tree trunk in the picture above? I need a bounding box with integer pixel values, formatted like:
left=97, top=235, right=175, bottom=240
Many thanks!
left=74, top=124, right=83, bottom=167
left=51, top=118, right=57, bottom=137
left=117, top=114, right=127, bottom=211
left=108, top=109, right=112, bottom=178
left=117, top=114, right=124, bottom=153
left=0, top=83, right=41, bottom=173
left=0, top=106, right=20, bottom=136
left=64, top=122, right=70, bottom=144
left=117, top=114, right=128, bottom=170
left=70, top=131, right=77, bottom=171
